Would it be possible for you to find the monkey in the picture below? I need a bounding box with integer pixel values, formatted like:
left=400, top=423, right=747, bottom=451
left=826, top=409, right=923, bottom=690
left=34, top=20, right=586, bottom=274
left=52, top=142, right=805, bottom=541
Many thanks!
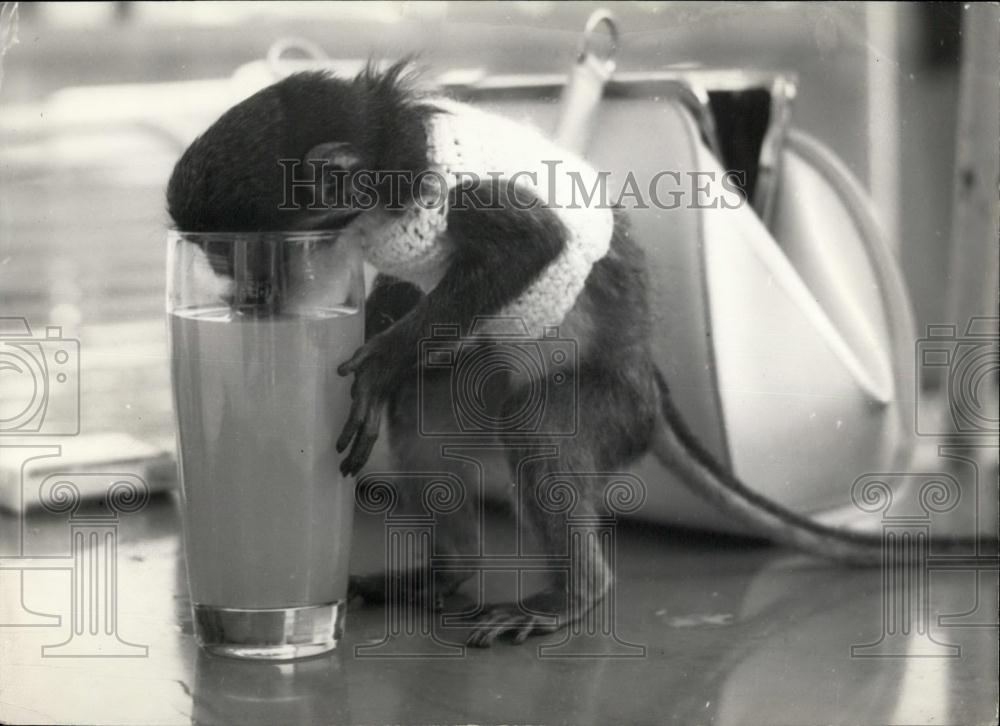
left=166, top=62, right=981, bottom=648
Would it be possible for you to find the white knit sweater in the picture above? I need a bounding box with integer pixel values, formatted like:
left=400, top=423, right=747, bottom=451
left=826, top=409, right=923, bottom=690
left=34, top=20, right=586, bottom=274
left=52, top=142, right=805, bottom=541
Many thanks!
left=344, top=98, right=614, bottom=337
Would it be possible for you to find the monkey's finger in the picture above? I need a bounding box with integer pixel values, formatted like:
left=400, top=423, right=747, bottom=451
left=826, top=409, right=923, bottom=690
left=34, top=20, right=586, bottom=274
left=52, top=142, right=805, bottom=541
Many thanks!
left=342, top=410, right=381, bottom=476
left=469, top=617, right=519, bottom=648
left=336, top=394, right=368, bottom=453
left=337, top=344, right=374, bottom=376
left=340, top=422, right=375, bottom=476
left=464, top=617, right=498, bottom=648
left=336, top=426, right=358, bottom=456
left=467, top=614, right=509, bottom=647
left=495, top=616, right=525, bottom=643
left=336, top=423, right=357, bottom=455
left=513, top=620, right=535, bottom=644
left=340, top=440, right=361, bottom=476
left=338, top=348, right=365, bottom=376
left=466, top=628, right=493, bottom=648
left=342, top=444, right=372, bottom=477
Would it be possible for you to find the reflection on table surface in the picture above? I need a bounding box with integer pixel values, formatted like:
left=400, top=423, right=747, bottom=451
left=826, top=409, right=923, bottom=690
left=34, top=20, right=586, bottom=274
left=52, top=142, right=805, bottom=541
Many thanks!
left=1, top=494, right=996, bottom=726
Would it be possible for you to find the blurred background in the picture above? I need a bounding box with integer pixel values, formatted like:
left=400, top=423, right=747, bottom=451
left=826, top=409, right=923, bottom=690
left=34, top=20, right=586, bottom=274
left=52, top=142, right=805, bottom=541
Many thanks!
left=0, top=1, right=995, bottom=495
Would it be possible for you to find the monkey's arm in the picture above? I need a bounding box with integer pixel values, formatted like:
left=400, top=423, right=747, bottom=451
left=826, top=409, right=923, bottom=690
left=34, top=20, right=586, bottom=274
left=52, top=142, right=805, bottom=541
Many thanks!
left=364, top=274, right=424, bottom=339
left=336, top=181, right=566, bottom=475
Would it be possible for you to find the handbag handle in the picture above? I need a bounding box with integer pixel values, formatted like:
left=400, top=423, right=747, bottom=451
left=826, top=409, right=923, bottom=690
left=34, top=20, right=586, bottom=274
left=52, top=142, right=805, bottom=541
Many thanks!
left=555, top=10, right=619, bottom=154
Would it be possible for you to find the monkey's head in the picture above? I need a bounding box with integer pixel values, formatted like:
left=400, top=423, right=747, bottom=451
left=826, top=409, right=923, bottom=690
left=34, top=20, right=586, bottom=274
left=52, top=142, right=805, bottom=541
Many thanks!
left=167, top=63, right=433, bottom=233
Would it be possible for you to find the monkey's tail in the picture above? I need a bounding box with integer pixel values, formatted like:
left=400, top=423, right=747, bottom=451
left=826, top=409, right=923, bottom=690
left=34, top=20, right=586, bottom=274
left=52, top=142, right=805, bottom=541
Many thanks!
left=651, top=368, right=986, bottom=565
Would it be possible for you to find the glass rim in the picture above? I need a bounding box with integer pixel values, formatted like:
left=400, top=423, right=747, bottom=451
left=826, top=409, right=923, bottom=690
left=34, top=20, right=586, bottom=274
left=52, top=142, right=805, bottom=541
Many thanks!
left=167, top=229, right=345, bottom=244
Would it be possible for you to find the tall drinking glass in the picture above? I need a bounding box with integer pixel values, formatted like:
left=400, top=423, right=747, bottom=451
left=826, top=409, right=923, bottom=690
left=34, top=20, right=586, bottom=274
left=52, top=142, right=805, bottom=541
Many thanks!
left=166, top=230, right=365, bottom=660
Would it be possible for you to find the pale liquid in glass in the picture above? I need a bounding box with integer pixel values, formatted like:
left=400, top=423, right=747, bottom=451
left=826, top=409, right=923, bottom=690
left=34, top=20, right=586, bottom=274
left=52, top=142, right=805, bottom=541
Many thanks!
left=169, top=306, right=362, bottom=609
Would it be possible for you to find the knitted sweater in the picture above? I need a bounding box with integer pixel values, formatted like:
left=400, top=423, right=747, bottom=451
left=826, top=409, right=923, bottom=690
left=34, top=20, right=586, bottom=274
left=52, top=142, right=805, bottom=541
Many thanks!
left=345, top=98, right=614, bottom=337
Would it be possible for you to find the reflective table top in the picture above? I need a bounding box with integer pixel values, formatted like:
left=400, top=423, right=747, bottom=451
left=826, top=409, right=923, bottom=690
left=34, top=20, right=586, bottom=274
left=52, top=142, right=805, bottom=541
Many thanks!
left=1, top=495, right=997, bottom=725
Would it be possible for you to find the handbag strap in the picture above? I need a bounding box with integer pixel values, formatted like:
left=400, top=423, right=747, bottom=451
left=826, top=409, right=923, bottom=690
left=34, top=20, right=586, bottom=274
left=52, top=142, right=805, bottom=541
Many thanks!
left=555, top=10, right=619, bottom=154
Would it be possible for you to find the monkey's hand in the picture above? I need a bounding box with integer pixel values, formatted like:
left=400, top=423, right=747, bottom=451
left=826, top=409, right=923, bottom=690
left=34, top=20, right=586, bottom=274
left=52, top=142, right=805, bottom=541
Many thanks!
left=336, top=334, right=398, bottom=476
left=336, top=180, right=567, bottom=475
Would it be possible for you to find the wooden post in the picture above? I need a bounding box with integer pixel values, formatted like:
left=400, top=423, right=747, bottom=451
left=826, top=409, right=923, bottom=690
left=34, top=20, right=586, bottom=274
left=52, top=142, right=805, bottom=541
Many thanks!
left=947, top=4, right=1000, bottom=328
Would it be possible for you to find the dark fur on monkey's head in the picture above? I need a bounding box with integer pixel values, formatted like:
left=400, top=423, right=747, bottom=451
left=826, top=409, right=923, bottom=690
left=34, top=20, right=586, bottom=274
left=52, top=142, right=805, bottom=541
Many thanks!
left=167, top=61, right=433, bottom=232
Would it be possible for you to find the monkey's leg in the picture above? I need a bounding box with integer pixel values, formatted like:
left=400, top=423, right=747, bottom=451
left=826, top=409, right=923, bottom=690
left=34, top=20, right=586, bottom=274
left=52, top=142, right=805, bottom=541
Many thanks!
left=463, top=459, right=605, bottom=648
left=349, top=370, right=482, bottom=609
left=466, top=366, right=656, bottom=647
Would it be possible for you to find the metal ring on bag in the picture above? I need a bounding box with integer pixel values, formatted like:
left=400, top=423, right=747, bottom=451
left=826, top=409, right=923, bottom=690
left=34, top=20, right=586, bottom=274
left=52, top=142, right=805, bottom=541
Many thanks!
left=578, top=10, right=619, bottom=70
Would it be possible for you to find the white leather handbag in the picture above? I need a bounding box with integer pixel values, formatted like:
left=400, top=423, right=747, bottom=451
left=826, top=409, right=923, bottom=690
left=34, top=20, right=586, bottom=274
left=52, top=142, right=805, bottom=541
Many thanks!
left=434, top=64, right=916, bottom=533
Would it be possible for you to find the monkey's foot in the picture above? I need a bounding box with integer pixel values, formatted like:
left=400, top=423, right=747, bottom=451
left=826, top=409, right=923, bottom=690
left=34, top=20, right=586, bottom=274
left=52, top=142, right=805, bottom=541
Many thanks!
left=463, top=602, right=562, bottom=647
